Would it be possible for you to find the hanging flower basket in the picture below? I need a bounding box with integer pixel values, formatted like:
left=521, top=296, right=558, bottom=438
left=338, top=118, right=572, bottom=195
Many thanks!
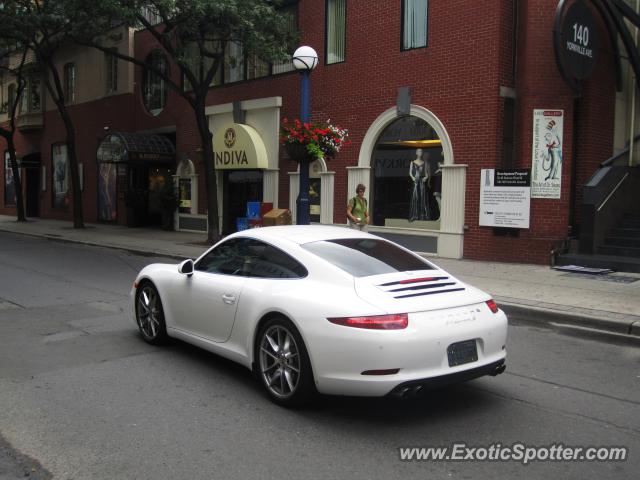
left=285, top=142, right=315, bottom=163
left=281, top=118, right=349, bottom=163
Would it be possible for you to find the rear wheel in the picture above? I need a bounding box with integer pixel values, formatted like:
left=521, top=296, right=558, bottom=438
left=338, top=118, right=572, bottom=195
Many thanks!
left=135, top=282, right=168, bottom=345
left=256, top=317, right=314, bottom=407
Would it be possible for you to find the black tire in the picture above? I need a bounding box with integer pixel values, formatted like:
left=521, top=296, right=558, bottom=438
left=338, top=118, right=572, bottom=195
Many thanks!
left=255, top=316, right=315, bottom=407
left=135, top=281, right=168, bottom=345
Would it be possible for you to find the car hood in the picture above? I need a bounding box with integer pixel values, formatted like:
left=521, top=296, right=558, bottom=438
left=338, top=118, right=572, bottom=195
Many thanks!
left=354, top=269, right=491, bottom=314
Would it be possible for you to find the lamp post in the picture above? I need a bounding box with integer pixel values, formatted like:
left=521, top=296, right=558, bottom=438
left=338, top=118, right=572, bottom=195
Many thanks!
left=292, top=46, right=318, bottom=225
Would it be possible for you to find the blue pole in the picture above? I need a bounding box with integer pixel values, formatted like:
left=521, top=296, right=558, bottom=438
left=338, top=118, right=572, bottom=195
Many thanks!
left=297, top=70, right=311, bottom=225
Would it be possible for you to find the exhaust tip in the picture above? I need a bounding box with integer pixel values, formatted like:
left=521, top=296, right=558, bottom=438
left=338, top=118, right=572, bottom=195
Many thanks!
left=491, top=364, right=506, bottom=376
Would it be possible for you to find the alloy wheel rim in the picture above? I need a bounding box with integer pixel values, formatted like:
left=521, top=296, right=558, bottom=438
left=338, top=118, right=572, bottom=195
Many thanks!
left=259, top=325, right=301, bottom=399
left=137, top=286, right=160, bottom=339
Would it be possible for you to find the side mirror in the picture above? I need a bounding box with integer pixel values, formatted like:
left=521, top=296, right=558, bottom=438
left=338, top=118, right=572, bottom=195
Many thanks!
left=178, top=259, right=194, bottom=276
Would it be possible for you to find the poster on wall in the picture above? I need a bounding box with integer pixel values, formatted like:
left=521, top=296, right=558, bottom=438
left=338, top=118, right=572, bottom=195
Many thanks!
left=4, top=152, right=16, bottom=206
left=98, top=163, right=117, bottom=221
left=479, top=169, right=531, bottom=228
left=531, top=109, right=563, bottom=199
left=52, top=144, right=69, bottom=208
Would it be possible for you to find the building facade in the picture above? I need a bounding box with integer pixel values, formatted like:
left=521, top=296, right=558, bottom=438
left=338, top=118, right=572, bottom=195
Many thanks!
left=1, top=0, right=636, bottom=265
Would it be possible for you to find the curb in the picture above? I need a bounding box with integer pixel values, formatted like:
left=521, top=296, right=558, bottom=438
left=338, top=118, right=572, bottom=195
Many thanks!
left=498, top=301, right=640, bottom=338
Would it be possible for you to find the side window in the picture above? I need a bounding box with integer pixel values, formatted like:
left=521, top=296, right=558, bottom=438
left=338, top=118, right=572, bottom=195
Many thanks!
left=243, top=241, right=308, bottom=279
left=195, top=238, right=248, bottom=275
left=195, top=238, right=307, bottom=279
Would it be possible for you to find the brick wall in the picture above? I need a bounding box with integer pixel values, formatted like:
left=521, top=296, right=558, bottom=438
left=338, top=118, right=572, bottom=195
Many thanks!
left=1, top=0, right=618, bottom=265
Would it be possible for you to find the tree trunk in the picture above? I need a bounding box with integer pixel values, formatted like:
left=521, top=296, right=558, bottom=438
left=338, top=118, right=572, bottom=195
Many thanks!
left=58, top=105, right=84, bottom=228
left=194, top=100, right=220, bottom=244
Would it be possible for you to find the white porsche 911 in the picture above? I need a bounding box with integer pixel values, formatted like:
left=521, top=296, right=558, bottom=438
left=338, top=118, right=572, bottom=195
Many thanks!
left=131, top=225, right=507, bottom=407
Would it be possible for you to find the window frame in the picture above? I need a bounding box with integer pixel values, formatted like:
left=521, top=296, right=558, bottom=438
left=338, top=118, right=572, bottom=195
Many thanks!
left=195, top=237, right=308, bottom=279
left=64, top=63, right=76, bottom=103
left=325, top=0, right=347, bottom=65
left=105, top=49, right=118, bottom=94
left=142, top=49, right=169, bottom=116
left=401, top=0, right=429, bottom=51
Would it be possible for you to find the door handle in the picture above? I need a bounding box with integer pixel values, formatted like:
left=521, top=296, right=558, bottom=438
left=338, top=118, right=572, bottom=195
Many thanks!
left=222, top=294, right=236, bottom=305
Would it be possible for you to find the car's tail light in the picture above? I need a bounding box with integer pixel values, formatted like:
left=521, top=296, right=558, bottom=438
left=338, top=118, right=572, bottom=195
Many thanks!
left=328, top=313, right=408, bottom=330
left=486, top=299, right=499, bottom=314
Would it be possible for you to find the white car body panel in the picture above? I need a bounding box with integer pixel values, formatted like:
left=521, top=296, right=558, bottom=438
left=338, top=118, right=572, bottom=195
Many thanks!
left=131, top=225, right=508, bottom=397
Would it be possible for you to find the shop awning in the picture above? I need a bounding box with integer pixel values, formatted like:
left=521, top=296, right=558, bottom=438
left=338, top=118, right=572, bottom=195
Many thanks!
left=97, top=132, right=175, bottom=164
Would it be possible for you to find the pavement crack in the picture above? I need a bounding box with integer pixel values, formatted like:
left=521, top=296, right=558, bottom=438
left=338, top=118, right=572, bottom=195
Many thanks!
left=466, top=383, right=640, bottom=438
left=504, top=371, right=640, bottom=406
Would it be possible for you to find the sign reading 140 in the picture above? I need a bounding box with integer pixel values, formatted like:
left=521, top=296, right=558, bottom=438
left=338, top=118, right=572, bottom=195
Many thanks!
left=572, top=22, right=590, bottom=47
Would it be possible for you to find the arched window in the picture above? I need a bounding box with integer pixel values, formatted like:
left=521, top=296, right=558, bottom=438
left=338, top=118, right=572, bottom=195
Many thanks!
left=142, top=50, right=169, bottom=116
left=371, top=116, right=442, bottom=227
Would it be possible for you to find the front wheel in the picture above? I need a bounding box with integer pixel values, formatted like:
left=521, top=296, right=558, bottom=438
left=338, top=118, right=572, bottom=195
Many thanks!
left=256, top=317, right=314, bottom=407
left=135, top=282, right=168, bottom=345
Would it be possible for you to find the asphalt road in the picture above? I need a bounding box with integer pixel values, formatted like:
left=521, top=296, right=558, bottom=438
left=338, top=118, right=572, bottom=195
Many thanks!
left=0, top=232, right=638, bottom=480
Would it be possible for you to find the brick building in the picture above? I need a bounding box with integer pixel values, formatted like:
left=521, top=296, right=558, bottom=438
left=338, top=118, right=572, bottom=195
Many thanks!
left=1, top=0, right=636, bottom=266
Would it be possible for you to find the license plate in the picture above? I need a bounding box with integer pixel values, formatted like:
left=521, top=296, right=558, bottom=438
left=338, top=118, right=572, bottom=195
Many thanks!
left=447, top=340, right=478, bottom=367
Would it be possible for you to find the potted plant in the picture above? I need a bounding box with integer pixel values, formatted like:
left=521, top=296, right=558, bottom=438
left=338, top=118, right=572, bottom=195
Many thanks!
left=280, top=118, right=349, bottom=162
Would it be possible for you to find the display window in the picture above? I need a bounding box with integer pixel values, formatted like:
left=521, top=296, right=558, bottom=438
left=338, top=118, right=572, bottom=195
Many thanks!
left=371, top=116, right=442, bottom=228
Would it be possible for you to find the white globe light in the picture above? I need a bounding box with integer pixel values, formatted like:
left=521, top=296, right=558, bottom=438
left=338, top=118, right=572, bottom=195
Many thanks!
left=292, top=46, right=318, bottom=71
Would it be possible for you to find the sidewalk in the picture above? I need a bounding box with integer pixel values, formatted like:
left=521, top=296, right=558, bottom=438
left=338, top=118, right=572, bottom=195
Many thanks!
left=1, top=215, right=639, bottom=338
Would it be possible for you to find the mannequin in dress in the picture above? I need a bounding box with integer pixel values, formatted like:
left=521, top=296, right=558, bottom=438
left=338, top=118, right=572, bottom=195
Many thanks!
left=409, top=148, right=439, bottom=221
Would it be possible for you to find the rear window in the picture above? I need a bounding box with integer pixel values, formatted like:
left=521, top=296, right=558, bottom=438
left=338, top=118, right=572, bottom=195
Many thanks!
left=301, top=238, right=436, bottom=277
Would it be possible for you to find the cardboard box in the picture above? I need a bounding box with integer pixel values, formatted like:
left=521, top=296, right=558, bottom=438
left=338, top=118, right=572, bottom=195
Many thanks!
left=262, top=208, right=292, bottom=226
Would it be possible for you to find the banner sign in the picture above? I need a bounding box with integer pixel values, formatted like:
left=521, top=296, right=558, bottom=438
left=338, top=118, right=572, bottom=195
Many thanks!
left=531, top=109, right=563, bottom=199
left=479, top=169, right=531, bottom=229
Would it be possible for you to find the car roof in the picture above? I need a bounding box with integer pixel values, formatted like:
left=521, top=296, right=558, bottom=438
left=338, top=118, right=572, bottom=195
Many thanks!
left=233, top=225, right=373, bottom=245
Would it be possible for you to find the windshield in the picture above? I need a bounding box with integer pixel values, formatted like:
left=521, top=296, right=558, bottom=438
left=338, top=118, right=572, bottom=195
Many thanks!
left=301, top=238, right=436, bottom=277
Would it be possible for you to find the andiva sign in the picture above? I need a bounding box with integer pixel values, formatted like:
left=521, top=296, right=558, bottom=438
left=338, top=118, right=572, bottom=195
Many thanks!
left=213, top=123, right=268, bottom=170
left=554, top=0, right=598, bottom=88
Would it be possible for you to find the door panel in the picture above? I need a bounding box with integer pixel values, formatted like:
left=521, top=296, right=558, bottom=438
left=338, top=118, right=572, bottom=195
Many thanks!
left=168, top=272, right=245, bottom=343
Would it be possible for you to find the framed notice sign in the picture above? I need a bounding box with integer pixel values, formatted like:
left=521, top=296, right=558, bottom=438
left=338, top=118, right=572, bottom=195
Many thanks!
left=479, top=169, right=531, bottom=229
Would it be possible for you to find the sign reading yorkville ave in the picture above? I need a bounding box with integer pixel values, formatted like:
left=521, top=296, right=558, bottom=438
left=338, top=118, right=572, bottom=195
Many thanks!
left=479, top=169, right=531, bottom=229
left=212, top=123, right=268, bottom=170
left=560, top=0, right=597, bottom=80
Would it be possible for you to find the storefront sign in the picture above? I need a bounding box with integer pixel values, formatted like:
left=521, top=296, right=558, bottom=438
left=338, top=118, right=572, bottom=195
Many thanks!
left=213, top=123, right=268, bottom=170
left=531, top=109, right=563, bottom=199
left=479, top=169, right=531, bottom=228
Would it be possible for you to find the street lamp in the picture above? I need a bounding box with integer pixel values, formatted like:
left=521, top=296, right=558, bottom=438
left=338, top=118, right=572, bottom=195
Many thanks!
left=293, top=46, right=318, bottom=225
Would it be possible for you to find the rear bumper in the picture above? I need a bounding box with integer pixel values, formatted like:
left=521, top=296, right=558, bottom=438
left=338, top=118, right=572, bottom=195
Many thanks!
left=387, top=359, right=506, bottom=398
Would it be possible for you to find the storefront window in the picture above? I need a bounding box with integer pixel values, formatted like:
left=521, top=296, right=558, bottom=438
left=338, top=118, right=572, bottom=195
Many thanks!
left=98, top=163, right=117, bottom=221
left=52, top=144, right=69, bottom=209
left=143, top=50, right=169, bottom=116
left=371, top=116, right=442, bottom=228
left=4, top=151, right=16, bottom=206
left=179, top=177, right=192, bottom=213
